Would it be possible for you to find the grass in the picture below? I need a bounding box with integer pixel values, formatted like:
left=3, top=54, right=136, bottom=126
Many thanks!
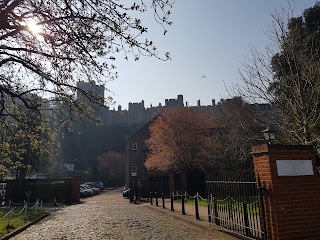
left=176, top=198, right=208, bottom=206
left=0, top=208, right=48, bottom=237
left=175, top=197, right=260, bottom=214
left=213, top=198, right=260, bottom=215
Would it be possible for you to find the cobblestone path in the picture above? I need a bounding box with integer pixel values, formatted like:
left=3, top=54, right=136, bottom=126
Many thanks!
left=11, top=189, right=216, bottom=240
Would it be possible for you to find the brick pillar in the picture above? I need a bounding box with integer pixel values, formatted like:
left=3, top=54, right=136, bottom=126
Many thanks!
left=64, top=177, right=80, bottom=204
left=72, top=177, right=80, bottom=203
left=251, top=144, right=320, bottom=240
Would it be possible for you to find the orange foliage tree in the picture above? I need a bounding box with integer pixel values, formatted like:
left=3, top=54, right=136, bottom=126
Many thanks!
left=145, top=107, right=214, bottom=172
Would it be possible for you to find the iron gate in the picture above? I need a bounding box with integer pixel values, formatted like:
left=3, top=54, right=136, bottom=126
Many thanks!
left=206, top=171, right=266, bottom=240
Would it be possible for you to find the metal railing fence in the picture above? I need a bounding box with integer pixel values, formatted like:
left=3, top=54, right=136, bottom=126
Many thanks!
left=206, top=171, right=266, bottom=240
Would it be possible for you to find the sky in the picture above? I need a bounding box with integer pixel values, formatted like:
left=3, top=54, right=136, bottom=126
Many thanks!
left=107, top=0, right=319, bottom=110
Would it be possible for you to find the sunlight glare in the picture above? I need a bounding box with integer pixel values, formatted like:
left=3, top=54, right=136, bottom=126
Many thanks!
left=27, top=20, right=43, bottom=34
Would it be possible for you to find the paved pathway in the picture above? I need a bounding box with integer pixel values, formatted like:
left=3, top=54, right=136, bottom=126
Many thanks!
left=10, top=189, right=234, bottom=240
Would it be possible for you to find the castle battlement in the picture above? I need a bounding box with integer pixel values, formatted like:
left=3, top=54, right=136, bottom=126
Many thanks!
left=104, top=95, right=222, bottom=128
left=76, top=82, right=274, bottom=130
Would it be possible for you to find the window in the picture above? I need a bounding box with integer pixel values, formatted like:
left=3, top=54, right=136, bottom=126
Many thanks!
left=131, top=143, right=137, bottom=150
left=131, top=166, right=137, bottom=176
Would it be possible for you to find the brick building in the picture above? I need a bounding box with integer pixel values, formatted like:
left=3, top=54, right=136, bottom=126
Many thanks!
left=125, top=118, right=171, bottom=196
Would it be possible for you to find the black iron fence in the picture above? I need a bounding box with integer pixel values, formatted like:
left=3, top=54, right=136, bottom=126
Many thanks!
left=135, top=177, right=171, bottom=198
left=206, top=171, right=266, bottom=240
left=146, top=180, right=170, bottom=197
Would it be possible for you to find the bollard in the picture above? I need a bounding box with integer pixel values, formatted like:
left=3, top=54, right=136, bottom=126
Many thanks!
left=207, top=195, right=211, bottom=222
left=24, top=201, right=27, bottom=218
left=150, top=192, right=153, bottom=205
left=195, top=196, right=200, bottom=220
left=7, top=208, right=13, bottom=228
left=182, top=195, right=186, bottom=215
left=171, top=194, right=174, bottom=211
left=162, top=193, right=165, bottom=209
left=155, top=192, right=158, bottom=206
left=34, top=199, right=38, bottom=213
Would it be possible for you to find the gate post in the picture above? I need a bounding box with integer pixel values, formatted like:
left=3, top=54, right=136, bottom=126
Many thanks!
left=207, top=195, right=211, bottom=222
left=170, top=193, right=174, bottom=211
left=155, top=192, right=158, bottom=206
left=181, top=195, right=185, bottom=215
left=251, top=144, right=320, bottom=240
left=162, top=193, right=165, bottom=209
left=257, top=175, right=267, bottom=240
left=195, top=196, right=200, bottom=220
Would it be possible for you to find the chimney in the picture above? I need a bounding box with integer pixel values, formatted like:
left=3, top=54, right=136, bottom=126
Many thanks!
left=197, top=100, right=201, bottom=107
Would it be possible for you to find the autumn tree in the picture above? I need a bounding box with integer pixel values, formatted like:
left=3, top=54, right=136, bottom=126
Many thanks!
left=145, top=107, right=214, bottom=172
left=0, top=0, right=173, bottom=121
left=236, top=3, right=320, bottom=149
left=97, top=151, right=125, bottom=186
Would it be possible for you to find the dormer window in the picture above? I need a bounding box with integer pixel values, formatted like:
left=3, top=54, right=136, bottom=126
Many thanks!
left=132, top=143, right=137, bottom=151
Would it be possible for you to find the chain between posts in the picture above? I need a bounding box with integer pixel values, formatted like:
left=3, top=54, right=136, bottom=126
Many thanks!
left=149, top=191, right=209, bottom=221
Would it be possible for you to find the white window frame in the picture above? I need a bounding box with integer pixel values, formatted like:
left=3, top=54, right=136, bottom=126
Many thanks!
left=131, top=143, right=137, bottom=151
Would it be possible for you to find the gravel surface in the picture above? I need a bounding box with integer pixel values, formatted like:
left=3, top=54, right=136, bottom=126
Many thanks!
left=11, top=189, right=217, bottom=240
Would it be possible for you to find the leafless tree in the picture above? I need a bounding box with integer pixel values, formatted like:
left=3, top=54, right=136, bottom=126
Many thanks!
left=0, top=0, right=173, bottom=178
left=208, top=97, right=262, bottom=171
left=0, top=0, right=173, bottom=120
left=234, top=3, right=320, bottom=148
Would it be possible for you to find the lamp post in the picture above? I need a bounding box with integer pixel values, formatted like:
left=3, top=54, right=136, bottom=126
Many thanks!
left=262, top=127, right=276, bottom=144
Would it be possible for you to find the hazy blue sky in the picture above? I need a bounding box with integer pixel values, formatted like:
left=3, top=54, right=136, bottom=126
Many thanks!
left=107, top=0, right=318, bottom=110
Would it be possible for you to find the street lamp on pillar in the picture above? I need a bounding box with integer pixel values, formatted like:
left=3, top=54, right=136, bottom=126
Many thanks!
left=262, top=127, right=276, bottom=144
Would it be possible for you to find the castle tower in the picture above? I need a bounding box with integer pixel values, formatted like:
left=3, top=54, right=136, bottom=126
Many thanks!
left=165, top=95, right=184, bottom=108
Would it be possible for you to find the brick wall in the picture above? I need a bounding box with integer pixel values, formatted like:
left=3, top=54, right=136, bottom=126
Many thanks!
left=125, top=121, right=151, bottom=188
left=252, top=144, right=320, bottom=240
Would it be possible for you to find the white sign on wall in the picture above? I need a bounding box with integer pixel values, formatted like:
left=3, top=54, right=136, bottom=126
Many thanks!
left=276, top=160, right=314, bottom=176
